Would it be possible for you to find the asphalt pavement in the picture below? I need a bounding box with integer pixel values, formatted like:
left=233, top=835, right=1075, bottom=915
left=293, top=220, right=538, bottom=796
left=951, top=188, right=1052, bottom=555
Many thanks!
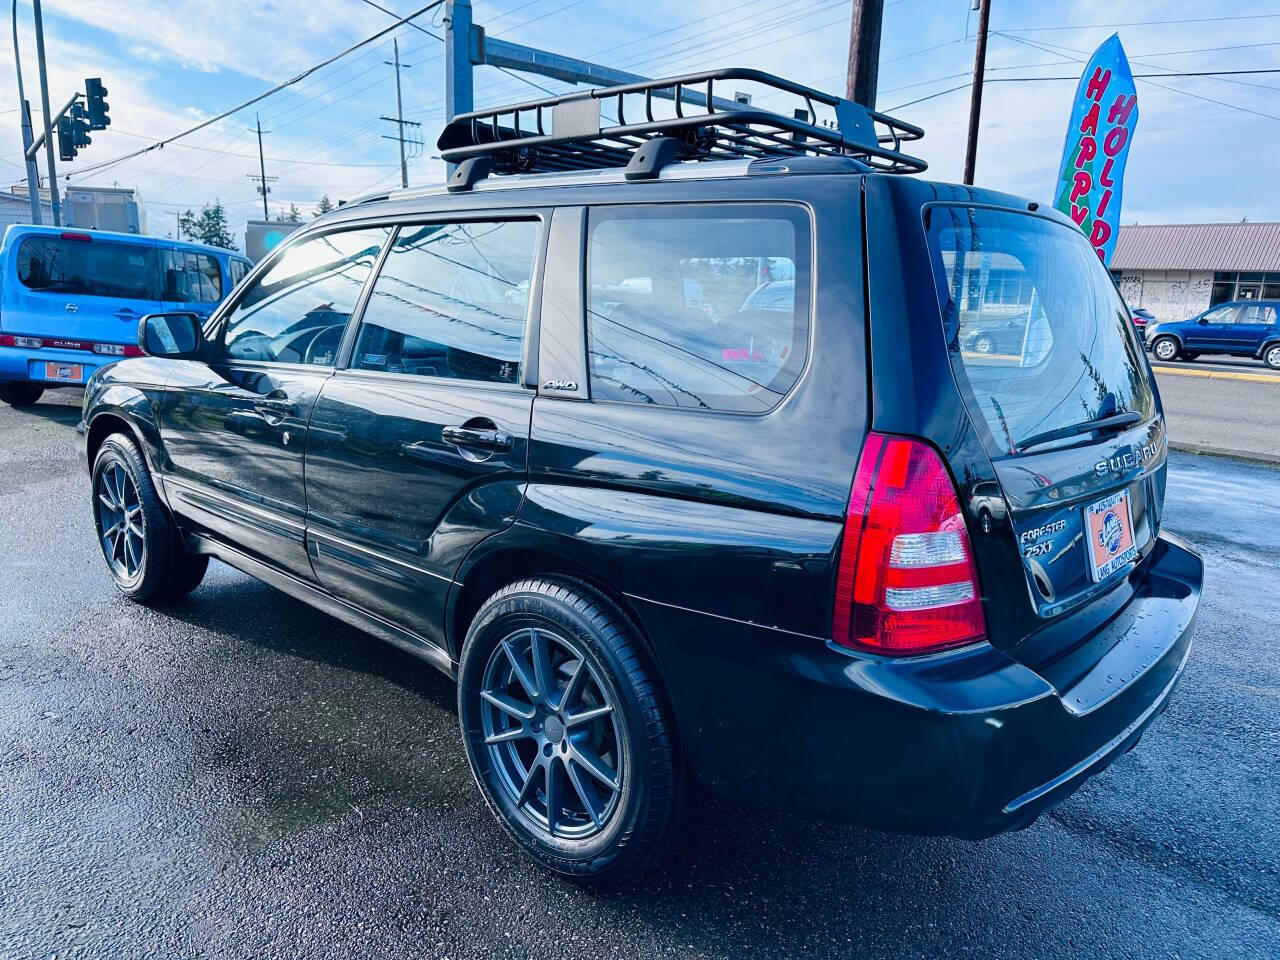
left=1150, top=355, right=1280, bottom=464
left=1, top=391, right=1278, bottom=960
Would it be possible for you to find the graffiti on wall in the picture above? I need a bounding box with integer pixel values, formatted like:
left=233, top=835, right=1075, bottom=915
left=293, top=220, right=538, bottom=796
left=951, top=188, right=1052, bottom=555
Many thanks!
left=1121, top=271, right=1213, bottom=322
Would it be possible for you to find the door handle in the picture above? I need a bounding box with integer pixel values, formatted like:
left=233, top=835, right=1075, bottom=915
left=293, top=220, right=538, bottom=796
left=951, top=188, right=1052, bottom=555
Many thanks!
left=114, top=308, right=137, bottom=319
left=252, top=398, right=296, bottom=424
left=441, top=424, right=513, bottom=452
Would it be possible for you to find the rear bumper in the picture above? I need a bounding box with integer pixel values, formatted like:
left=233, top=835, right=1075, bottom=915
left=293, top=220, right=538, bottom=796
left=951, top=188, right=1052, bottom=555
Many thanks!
left=0, top=345, right=102, bottom=385
left=637, top=530, right=1201, bottom=837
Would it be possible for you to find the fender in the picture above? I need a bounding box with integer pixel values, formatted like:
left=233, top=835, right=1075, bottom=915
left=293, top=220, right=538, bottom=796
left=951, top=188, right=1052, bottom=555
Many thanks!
left=81, top=359, right=172, bottom=509
left=1256, top=336, right=1280, bottom=360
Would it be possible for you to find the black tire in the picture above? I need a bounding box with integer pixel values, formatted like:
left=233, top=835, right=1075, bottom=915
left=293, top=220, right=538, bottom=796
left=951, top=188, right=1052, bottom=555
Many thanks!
left=0, top=382, right=44, bottom=406
left=458, top=577, right=682, bottom=884
left=1264, top=344, right=1280, bottom=370
left=1150, top=336, right=1180, bottom=363
left=91, top=433, right=208, bottom=604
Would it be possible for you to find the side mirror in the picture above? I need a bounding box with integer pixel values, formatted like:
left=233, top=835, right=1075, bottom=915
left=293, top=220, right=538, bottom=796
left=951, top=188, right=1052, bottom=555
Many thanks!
left=1197, top=317, right=1209, bottom=325
left=138, top=312, right=204, bottom=359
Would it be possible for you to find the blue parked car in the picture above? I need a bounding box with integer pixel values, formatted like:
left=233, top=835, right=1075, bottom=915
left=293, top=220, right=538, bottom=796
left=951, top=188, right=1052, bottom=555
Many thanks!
left=0, top=225, right=252, bottom=406
left=1146, top=300, right=1280, bottom=369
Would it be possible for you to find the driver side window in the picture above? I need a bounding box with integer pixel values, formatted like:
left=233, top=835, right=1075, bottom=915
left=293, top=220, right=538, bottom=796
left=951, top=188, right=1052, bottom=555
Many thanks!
left=1202, top=305, right=1239, bottom=325
left=221, top=227, right=390, bottom=365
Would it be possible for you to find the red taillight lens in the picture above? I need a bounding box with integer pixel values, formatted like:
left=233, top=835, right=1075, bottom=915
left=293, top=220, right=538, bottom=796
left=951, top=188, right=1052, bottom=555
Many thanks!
left=832, top=433, right=986, bottom=656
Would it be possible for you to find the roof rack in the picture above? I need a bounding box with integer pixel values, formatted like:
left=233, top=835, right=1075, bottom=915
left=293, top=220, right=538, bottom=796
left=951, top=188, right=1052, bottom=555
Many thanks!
left=436, top=67, right=926, bottom=185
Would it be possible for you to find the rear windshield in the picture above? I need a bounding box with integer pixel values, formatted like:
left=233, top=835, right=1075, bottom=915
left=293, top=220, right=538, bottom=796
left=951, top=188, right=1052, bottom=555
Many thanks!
left=16, top=235, right=161, bottom=301
left=925, top=206, right=1155, bottom=456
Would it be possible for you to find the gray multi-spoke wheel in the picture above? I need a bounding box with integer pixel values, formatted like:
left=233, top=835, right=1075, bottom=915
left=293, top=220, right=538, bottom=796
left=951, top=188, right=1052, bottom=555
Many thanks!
left=459, top=578, right=682, bottom=883
left=1265, top=344, right=1280, bottom=370
left=1152, top=336, right=1179, bottom=362
left=480, top=626, right=624, bottom=840
left=91, top=432, right=208, bottom=604
left=97, top=461, right=147, bottom=582
left=970, top=333, right=995, bottom=355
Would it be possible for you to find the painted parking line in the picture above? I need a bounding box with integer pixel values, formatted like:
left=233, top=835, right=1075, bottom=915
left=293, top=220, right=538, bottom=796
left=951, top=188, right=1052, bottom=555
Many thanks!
left=1150, top=365, right=1280, bottom=384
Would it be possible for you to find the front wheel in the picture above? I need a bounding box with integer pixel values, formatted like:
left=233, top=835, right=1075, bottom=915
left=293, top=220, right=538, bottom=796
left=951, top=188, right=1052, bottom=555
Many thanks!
left=1265, top=344, right=1280, bottom=370
left=1151, top=336, right=1180, bottom=362
left=92, top=433, right=208, bottom=604
left=0, top=382, right=44, bottom=406
left=458, top=578, right=682, bottom=884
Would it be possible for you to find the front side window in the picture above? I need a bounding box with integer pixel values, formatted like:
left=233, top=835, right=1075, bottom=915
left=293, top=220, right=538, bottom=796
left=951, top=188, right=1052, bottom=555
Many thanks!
left=351, top=219, right=539, bottom=383
left=221, top=227, right=390, bottom=365
left=162, top=250, right=223, bottom=303
left=586, top=205, right=810, bottom=413
left=16, top=235, right=160, bottom=301
left=926, top=206, right=1156, bottom=457
left=1201, top=305, right=1239, bottom=324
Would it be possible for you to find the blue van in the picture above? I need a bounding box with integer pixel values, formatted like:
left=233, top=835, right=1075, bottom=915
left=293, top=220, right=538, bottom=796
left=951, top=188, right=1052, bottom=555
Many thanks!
left=0, top=225, right=252, bottom=406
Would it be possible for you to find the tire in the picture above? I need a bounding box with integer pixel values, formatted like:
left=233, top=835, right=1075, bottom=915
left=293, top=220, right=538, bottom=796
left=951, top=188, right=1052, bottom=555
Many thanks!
left=1265, top=344, right=1280, bottom=370
left=1151, top=336, right=1180, bottom=362
left=92, top=433, right=209, bottom=604
left=458, top=577, right=683, bottom=884
left=0, top=382, right=44, bottom=407
left=969, top=333, right=995, bottom=355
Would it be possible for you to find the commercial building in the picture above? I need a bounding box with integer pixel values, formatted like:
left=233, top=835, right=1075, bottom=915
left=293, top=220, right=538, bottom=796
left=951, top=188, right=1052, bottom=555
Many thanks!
left=1, top=184, right=146, bottom=234
left=1110, top=221, right=1280, bottom=323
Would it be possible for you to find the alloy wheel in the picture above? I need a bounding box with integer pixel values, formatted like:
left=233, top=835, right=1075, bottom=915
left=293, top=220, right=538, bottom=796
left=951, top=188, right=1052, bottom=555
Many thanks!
left=1266, top=346, right=1280, bottom=369
left=96, top=462, right=146, bottom=581
left=1154, top=338, right=1177, bottom=361
left=479, top=626, right=624, bottom=841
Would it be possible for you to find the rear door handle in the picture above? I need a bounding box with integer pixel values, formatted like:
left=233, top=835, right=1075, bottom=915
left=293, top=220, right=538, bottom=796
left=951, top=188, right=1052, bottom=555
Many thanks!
left=114, top=308, right=138, bottom=319
left=441, top=424, right=513, bottom=452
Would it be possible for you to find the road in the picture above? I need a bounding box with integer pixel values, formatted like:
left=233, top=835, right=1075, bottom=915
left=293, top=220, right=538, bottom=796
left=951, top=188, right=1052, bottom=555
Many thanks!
left=1150, top=356, right=1280, bottom=464
left=1, top=392, right=1278, bottom=960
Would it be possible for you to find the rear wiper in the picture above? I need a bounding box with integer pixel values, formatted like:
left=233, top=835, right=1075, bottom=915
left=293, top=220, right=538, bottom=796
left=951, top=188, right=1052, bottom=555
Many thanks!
left=1014, top=411, right=1142, bottom=453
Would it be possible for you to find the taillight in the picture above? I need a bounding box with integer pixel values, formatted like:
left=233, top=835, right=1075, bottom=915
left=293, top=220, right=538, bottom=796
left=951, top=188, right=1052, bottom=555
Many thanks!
left=832, top=432, right=986, bottom=656
left=93, top=343, right=143, bottom=357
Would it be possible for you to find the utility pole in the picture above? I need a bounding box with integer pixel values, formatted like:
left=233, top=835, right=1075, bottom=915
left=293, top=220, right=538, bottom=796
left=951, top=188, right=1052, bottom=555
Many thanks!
left=247, top=115, right=277, bottom=219
left=381, top=39, right=420, bottom=189
left=963, top=0, right=992, bottom=185
left=30, top=0, right=59, bottom=225
left=845, top=0, right=884, bottom=108
left=11, top=0, right=41, bottom=223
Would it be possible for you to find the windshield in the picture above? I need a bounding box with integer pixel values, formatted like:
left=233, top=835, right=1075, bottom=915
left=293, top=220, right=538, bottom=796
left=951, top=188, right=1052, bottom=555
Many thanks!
left=925, top=206, right=1156, bottom=457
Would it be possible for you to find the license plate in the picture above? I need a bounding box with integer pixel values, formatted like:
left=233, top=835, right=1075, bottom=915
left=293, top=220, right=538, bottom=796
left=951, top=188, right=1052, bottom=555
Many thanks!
left=43, top=361, right=83, bottom=383
left=1084, top=488, right=1138, bottom=582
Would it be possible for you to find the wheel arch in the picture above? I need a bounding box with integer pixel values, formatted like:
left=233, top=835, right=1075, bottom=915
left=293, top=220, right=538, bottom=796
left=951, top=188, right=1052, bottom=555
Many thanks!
left=1256, top=336, right=1280, bottom=359
left=1150, top=331, right=1184, bottom=352
left=85, top=388, right=169, bottom=507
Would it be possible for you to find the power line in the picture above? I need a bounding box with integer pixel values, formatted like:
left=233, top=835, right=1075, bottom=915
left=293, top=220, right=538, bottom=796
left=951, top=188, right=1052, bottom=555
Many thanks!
left=997, top=13, right=1280, bottom=32
left=63, top=0, right=445, bottom=183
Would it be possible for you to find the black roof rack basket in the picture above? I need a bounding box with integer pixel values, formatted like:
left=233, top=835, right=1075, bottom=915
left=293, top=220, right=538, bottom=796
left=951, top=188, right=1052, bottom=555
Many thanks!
left=437, top=67, right=926, bottom=178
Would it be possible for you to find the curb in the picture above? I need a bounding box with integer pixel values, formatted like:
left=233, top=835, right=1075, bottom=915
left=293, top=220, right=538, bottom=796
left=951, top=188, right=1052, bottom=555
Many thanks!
left=1151, top=364, right=1280, bottom=384
left=1168, top=441, right=1280, bottom=469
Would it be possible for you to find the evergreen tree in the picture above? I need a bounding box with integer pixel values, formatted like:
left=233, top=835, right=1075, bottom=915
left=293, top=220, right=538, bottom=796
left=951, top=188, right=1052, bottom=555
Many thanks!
left=314, top=194, right=334, bottom=218
left=277, top=202, right=302, bottom=223
left=177, top=202, right=235, bottom=249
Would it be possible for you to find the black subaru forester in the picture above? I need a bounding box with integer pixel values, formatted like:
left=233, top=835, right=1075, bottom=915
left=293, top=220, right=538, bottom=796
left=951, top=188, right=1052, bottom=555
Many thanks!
left=79, top=69, right=1202, bottom=883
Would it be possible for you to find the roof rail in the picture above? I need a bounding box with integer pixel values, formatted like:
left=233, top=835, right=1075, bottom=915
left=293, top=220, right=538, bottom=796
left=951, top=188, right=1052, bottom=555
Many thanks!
left=436, top=67, right=926, bottom=183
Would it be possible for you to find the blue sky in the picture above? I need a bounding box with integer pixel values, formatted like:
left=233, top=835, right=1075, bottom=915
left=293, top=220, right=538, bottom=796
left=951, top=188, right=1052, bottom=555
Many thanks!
left=5, top=0, right=1279, bottom=249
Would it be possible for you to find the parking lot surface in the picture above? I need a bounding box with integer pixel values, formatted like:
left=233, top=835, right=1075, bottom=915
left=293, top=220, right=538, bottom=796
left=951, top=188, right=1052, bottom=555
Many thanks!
left=2, top=392, right=1277, bottom=959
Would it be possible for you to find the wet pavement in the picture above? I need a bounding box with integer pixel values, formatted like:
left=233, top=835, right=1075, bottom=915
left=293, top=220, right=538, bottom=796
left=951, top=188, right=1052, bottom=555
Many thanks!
left=1, top=391, right=1278, bottom=959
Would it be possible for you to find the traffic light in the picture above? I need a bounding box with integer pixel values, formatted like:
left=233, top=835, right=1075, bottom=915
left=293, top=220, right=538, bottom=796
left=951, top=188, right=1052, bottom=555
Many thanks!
left=85, top=77, right=109, bottom=130
left=57, top=115, right=75, bottom=162
left=70, top=102, right=92, bottom=149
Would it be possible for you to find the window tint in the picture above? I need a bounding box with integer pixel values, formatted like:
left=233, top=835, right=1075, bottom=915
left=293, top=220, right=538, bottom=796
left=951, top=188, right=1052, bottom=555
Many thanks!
left=16, top=235, right=160, bottom=301
left=586, top=205, right=809, bottom=413
left=351, top=220, right=539, bottom=383
left=222, top=228, right=389, bottom=365
left=161, top=249, right=223, bottom=303
left=926, top=206, right=1155, bottom=457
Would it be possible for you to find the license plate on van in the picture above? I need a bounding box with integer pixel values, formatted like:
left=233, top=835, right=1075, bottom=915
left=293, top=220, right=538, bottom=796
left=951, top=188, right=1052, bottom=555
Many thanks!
left=43, top=361, right=83, bottom=383
left=1085, top=489, right=1137, bottom=582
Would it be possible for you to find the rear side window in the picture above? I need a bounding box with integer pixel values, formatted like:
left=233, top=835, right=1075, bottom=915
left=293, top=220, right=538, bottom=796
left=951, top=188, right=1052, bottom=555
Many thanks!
left=586, top=204, right=810, bottom=413
left=351, top=219, right=539, bottom=383
left=926, top=206, right=1156, bottom=456
left=16, top=235, right=160, bottom=301
left=161, top=249, right=223, bottom=303
left=229, top=259, right=250, bottom=287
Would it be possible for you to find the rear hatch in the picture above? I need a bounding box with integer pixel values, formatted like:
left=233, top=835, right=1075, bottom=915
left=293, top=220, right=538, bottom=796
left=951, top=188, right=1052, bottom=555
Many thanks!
left=865, top=178, right=1167, bottom=680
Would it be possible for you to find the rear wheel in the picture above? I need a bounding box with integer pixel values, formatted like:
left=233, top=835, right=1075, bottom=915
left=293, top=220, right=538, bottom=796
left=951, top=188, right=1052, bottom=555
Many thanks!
left=92, top=433, right=208, bottom=604
left=458, top=578, right=682, bottom=884
left=1265, top=345, right=1280, bottom=370
left=0, top=382, right=44, bottom=407
left=1151, top=336, right=1180, bottom=362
